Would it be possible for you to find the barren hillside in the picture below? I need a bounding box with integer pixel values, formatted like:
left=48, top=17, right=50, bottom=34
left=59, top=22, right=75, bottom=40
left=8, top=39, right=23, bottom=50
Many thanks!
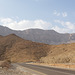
left=40, top=43, right=75, bottom=63
left=0, top=34, right=75, bottom=63
left=0, top=34, right=50, bottom=62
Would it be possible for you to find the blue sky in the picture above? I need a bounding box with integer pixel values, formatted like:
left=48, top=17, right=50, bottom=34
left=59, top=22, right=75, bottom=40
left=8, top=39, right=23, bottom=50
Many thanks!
left=0, top=0, right=75, bottom=33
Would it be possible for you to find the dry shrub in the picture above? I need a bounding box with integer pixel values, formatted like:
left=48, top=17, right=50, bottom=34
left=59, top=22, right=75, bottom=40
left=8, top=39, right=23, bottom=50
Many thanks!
left=0, top=60, right=11, bottom=69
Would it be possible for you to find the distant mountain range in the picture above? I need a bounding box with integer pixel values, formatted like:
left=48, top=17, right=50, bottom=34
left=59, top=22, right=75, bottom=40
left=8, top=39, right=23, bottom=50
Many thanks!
left=0, top=25, right=75, bottom=44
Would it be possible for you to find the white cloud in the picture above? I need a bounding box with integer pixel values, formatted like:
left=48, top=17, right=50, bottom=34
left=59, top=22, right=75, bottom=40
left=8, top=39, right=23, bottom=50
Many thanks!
left=0, top=18, right=52, bottom=30
left=52, top=26, right=70, bottom=33
left=65, top=22, right=74, bottom=29
left=53, top=10, right=67, bottom=17
left=53, top=10, right=60, bottom=16
left=54, top=20, right=75, bottom=33
left=62, top=12, right=67, bottom=17
left=54, top=20, right=64, bottom=25
left=54, top=20, right=75, bottom=29
left=0, top=17, right=75, bottom=33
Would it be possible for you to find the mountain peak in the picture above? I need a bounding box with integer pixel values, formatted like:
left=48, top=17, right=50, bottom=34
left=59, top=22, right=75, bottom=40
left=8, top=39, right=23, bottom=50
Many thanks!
left=4, top=34, right=22, bottom=40
left=8, top=34, right=17, bottom=36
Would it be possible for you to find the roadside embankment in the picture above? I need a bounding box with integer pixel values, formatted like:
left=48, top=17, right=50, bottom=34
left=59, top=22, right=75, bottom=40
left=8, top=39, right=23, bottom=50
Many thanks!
left=0, top=60, right=45, bottom=75
left=13, top=63, right=46, bottom=75
left=0, top=62, right=32, bottom=75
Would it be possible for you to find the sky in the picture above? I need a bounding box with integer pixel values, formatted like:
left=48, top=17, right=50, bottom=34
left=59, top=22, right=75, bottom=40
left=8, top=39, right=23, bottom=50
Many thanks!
left=0, top=0, right=75, bottom=33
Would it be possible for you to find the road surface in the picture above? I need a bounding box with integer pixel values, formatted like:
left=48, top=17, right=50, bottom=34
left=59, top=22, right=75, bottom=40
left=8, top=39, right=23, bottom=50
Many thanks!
left=18, top=63, right=75, bottom=75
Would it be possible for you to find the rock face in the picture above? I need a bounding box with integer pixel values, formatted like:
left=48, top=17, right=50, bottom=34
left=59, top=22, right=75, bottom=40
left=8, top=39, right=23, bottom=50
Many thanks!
left=0, top=25, right=75, bottom=44
left=0, top=34, right=50, bottom=62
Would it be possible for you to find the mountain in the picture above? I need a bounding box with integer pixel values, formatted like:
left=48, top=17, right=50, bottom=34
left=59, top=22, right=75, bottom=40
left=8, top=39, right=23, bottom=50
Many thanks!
left=0, top=33, right=75, bottom=63
left=0, top=25, right=75, bottom=44
left=40, top=43, right=75, bottom=63
left=0, top=34, right=50, bottom=62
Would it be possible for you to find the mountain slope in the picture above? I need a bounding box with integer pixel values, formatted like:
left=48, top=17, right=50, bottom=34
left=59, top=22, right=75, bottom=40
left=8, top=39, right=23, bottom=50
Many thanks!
left=0, top=33, right=75, bottom=63
left=40, top=43, right=75, bottom=63
left=0, top=34, right=50, bottom=62
left=22, top=29, right=70, bottom=44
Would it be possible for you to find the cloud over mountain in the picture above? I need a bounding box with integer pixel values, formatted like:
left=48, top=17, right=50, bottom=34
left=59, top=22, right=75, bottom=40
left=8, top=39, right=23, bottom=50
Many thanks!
left=0, top=17, right=75, bottom=33
left=54, top=20, right=75, bottom=33
left=0, top=18, right=52, bottom=30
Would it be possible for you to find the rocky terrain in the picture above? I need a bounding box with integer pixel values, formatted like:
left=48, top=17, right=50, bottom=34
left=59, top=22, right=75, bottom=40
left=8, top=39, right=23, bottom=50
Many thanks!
left=0, top=33, right=75, bottom=64
left=0, top=68, right=25, bottom=75
left=0, top=34, right=50, bottom=62
left=0, top=63, right=32, bottom=75
left=40, top=43, right=75, bottom=63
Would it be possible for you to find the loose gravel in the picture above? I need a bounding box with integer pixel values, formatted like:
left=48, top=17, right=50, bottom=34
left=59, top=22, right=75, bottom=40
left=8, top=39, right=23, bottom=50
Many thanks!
left=0, top=67, right=32, bottom=75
